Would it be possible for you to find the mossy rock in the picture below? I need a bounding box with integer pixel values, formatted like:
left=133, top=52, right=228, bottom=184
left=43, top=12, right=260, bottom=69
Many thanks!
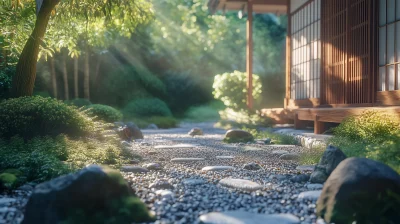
left=1, top=169, right=22, bottom=176
left=0, top=173, right=18, bottom=190
left=22, top=165, right=155, bottom=224
left=223, top=129, right=254, bottom=143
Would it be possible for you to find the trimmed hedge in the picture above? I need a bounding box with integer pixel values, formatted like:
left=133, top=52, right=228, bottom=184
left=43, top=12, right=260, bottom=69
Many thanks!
left=86, top=104, right=123, bottom=123
left=123, top=98, right=172, bottom=118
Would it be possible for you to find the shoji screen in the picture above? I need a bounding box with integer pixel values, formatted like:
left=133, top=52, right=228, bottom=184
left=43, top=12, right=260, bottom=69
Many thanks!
left=290, top=0, right=321, bottom=100
left=379, top=0, right=400, bottom=91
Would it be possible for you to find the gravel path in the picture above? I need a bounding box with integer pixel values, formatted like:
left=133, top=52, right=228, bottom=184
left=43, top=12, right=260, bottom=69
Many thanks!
left=124, top=122, right=319, bottom=224
left=0, top=122, right=320, bottom=224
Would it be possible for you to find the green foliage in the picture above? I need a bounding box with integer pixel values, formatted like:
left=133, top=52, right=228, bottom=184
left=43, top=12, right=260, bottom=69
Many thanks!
left=333, top=111, right=400, bottom=144
left=0, top=96, right=95, bottom=139
left=184, top=101, right=224, bottom=122
left=0, top=173, right=18, bottom=190
left=147, top=116, right=178, bottom=129
left=0, top=65, right=15, bottom=99
left=299, top=145, right=326, bottom=165
left=219, top=108, right=272, bottom=127
left=329, top=111, right=400, bottom=173
left=65, top=98, right=92, bottom=108
left=86, top=104, right=123, bottom=123
left=245, top=128, right=298, bottom=145
left=123, top=98, right=172, bottom=118
left=100, top=66, right=166, bottom=108
left=213, top=71, right=263, bottom=110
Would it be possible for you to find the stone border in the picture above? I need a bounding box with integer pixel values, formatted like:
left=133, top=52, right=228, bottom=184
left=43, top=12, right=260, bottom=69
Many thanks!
left=273, top=129, right=330, bottom=150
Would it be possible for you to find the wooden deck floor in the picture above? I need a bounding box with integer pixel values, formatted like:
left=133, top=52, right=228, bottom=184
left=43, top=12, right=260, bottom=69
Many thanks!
left=262, top=106, right=400, bottom=134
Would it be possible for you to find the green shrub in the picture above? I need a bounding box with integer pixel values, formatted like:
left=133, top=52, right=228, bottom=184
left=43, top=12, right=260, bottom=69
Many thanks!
left=184, top=101, right=224, bottom=122
left=246, top=128, right=297, bottom=145
left=0, top=134, right=130, bottom=187
left=0, top=65, right=14, bottom=99
left=213, top=70, right=262, bottom=110
left=65, top=98, right=92, bottom=108
left=147, top=116, right=177, bottom=129
left=366, top=137, right=400, bottom=173
left=162, top=71, right=212, bottom=115
left=333, top=111, right=399, bottom=144
left=123, top=98, right=172, bottom=118
left=219, top=108, right=272, bottom=127
left=86, top=104, right=123, bottom=123
left=99, top=65, right=166, bottom=107
left=0, top=96, right=95, bottom=139
left=0, top=173, right=18, bottom=190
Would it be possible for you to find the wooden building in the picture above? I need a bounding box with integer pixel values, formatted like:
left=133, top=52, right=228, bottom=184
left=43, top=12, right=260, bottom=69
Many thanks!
left=208, top=0, right=400, bottom=134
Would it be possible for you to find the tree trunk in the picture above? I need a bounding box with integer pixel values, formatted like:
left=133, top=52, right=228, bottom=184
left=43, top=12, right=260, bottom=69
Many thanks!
left=48, top=56, right=57, bottom=98
left=74, top=56, right=79, bottom=98
left=11, top=0, right=60, bottom=97
left=84, top=44, right=90, bottom=99
left=62, top=53, right=69, bottom=100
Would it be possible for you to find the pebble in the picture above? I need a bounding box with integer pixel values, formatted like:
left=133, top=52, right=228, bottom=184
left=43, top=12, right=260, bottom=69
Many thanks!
left=271, top=150, right=290, bottom=155
left=243, top=162, right=262, bottom=170
left=201, top=166, right=234, bottom=172
left=149, top=179, right=174, bottom=190
left=182, top=179, right=206, bottom=186
left=171, top=158, right=205, bottom=162
left=199, top=211, right=301, bottom=224
left=120, top=166, right=149, bottom=173
left=296, top=165, right=315, bottom=172
left=279, top=153, right=300, bottom=161
left=219, top=178, right=263, bottom=191
left=143, top=163, right=162, bottom=170
left=306, top=184, right=323, bottom=190
left=155, top=190, right=174, bottom=199
left=297, top=190, right=322, bottom=201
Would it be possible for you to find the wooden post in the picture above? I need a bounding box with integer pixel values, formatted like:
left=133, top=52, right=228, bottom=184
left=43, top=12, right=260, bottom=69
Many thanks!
left=246, top=0, right=253, bottom=109
left=285, top=0, right=291, bottom=108
left=314, top=115, right=325, bottom=134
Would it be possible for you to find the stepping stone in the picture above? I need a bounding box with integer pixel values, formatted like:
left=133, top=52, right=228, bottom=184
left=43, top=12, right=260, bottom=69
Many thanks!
left=216, top=156, right=235, bottom=159
left=271, top=150, right=289, bottom=155
left=143, top=163, right=162, bottom=170
left=120, top=166, right=149, bottom=173
left=279, top=153, right=300, bottom=161
left=188, top=128, right=203, bottom=136
left=297, top=190, right=322, bottom=201
left=219, top=178, right=263, bottom=191
left=244, top=146, right=263, bottom=151
left=154, top=144, right=199, bottom=149
left=199, top=211, right=300, bottom=224
left=171, top=158, right=205, bottom=162
left=202, top=166, right=234, bottom=172
left=243, top=163, right=262, bottom=170
left=149, top=179, right=173, bottom=189
left=183, top=178, right=206, bottom=186
left=155, top=190, right=174, bottom=199
left=296, top=165, right=316, bottom=172
left=307, top=183, right=323, bottom=190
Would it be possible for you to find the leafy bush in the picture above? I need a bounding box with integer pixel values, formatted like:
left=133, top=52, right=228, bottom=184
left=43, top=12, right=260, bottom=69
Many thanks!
left=162, top=71, right=212, bottom=115
left=0, top=96, right=95, bottom=139
left=0, top=65, right=14, bottom=99
left=184, top=101, right=224, bottom=122
left=128, top=116, right=178, bottom=129
left=219, top=108, right=272, bottom=127
left=244, top=128, right=298, bottom=145
left=99, top=65, right=166, bottom=107
left=123, top=98, right=172, bottom=118
left=65, top=98, right=92, bottom=108
left=86, top=104, right=123, bottom=123
left=0, top=134, right=130, bottom=187
left=333, top=111, right=399, bottom=144
left=213, top=70, right=262, bottom=110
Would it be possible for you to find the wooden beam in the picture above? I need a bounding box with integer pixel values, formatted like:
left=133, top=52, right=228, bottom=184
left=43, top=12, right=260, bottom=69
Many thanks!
left=246, top=0, right=253, bottom=109
left=285, top=0, right=291, bottom=108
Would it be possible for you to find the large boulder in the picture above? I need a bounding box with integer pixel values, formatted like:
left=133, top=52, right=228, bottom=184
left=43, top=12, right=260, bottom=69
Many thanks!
left=22, top=165, right=154, bottom=224
left=317, top=158, right=400, bottom=224
left=117, top=122, right=143, bottom=140
left=223, top=129, right=254, bottom=143
left=310, top=145, right=346, bottom=183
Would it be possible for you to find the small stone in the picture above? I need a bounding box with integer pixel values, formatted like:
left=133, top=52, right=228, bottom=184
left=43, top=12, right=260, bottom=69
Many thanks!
left=140, top=142, right=150, bottom=146
left=148, top=151, right=157, bottom=155
left=147, top=124, right=158, bottom=130
left=224, top=130, right=254, bottom=143
left=219, top=178, right=263, bottom=191
left=279, top=153, right=300, bottom=161
left=183, top=179, right=206, bottom=186
left=264, top=138, right=272, bottom=144
left=155, top=190, right=174, bottom=199
left=171, top=158, right=205, bottom=162
left=243, top=163, right=262, bottom=171
left=216, top=156, right=235, bottom=159
left=202, top=166, right=234, bottom=172
left=120, top=166, right=149, bottom=173
left=143, top=163, right=162, bottom=170
left=296, top=165, right=315, bottom=172
left=271, top=150, right=289, bottom=155
left=199, top=211, right=300, bottom=224
left=309, top=171, right=328, bottom=184
left=307, top=184, right=323, bottom=190
left=297, top=190, right=322, bottom=201
left=129, top=159, right=140, bottom=164
left=188, top=128, right=203, bottom=136
left=149, top=179, right=173, bottom=189
left=290, top=174, right=310, bottom=183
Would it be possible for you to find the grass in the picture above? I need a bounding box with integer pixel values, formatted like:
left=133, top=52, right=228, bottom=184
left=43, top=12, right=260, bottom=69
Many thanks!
left=184, top=101, right=224, bottom=122
left=242, top=128, right=298, bottom=145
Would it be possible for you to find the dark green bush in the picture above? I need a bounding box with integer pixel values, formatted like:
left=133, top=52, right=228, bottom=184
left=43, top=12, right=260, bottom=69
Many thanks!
left=65, top=98, right=92, bottom=108
left=0, top=96, right=95, bottom=139
left=86, top=104, right=123, bottom=123
left=162, top=71, right=212, bottom=115
left=99, top=65, right=166, bottom=107
left=147, top=116, right=177, bottom=129
left=0, top=65, right=14, bottom=99
left=123, top=98, right=172, bottom=118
